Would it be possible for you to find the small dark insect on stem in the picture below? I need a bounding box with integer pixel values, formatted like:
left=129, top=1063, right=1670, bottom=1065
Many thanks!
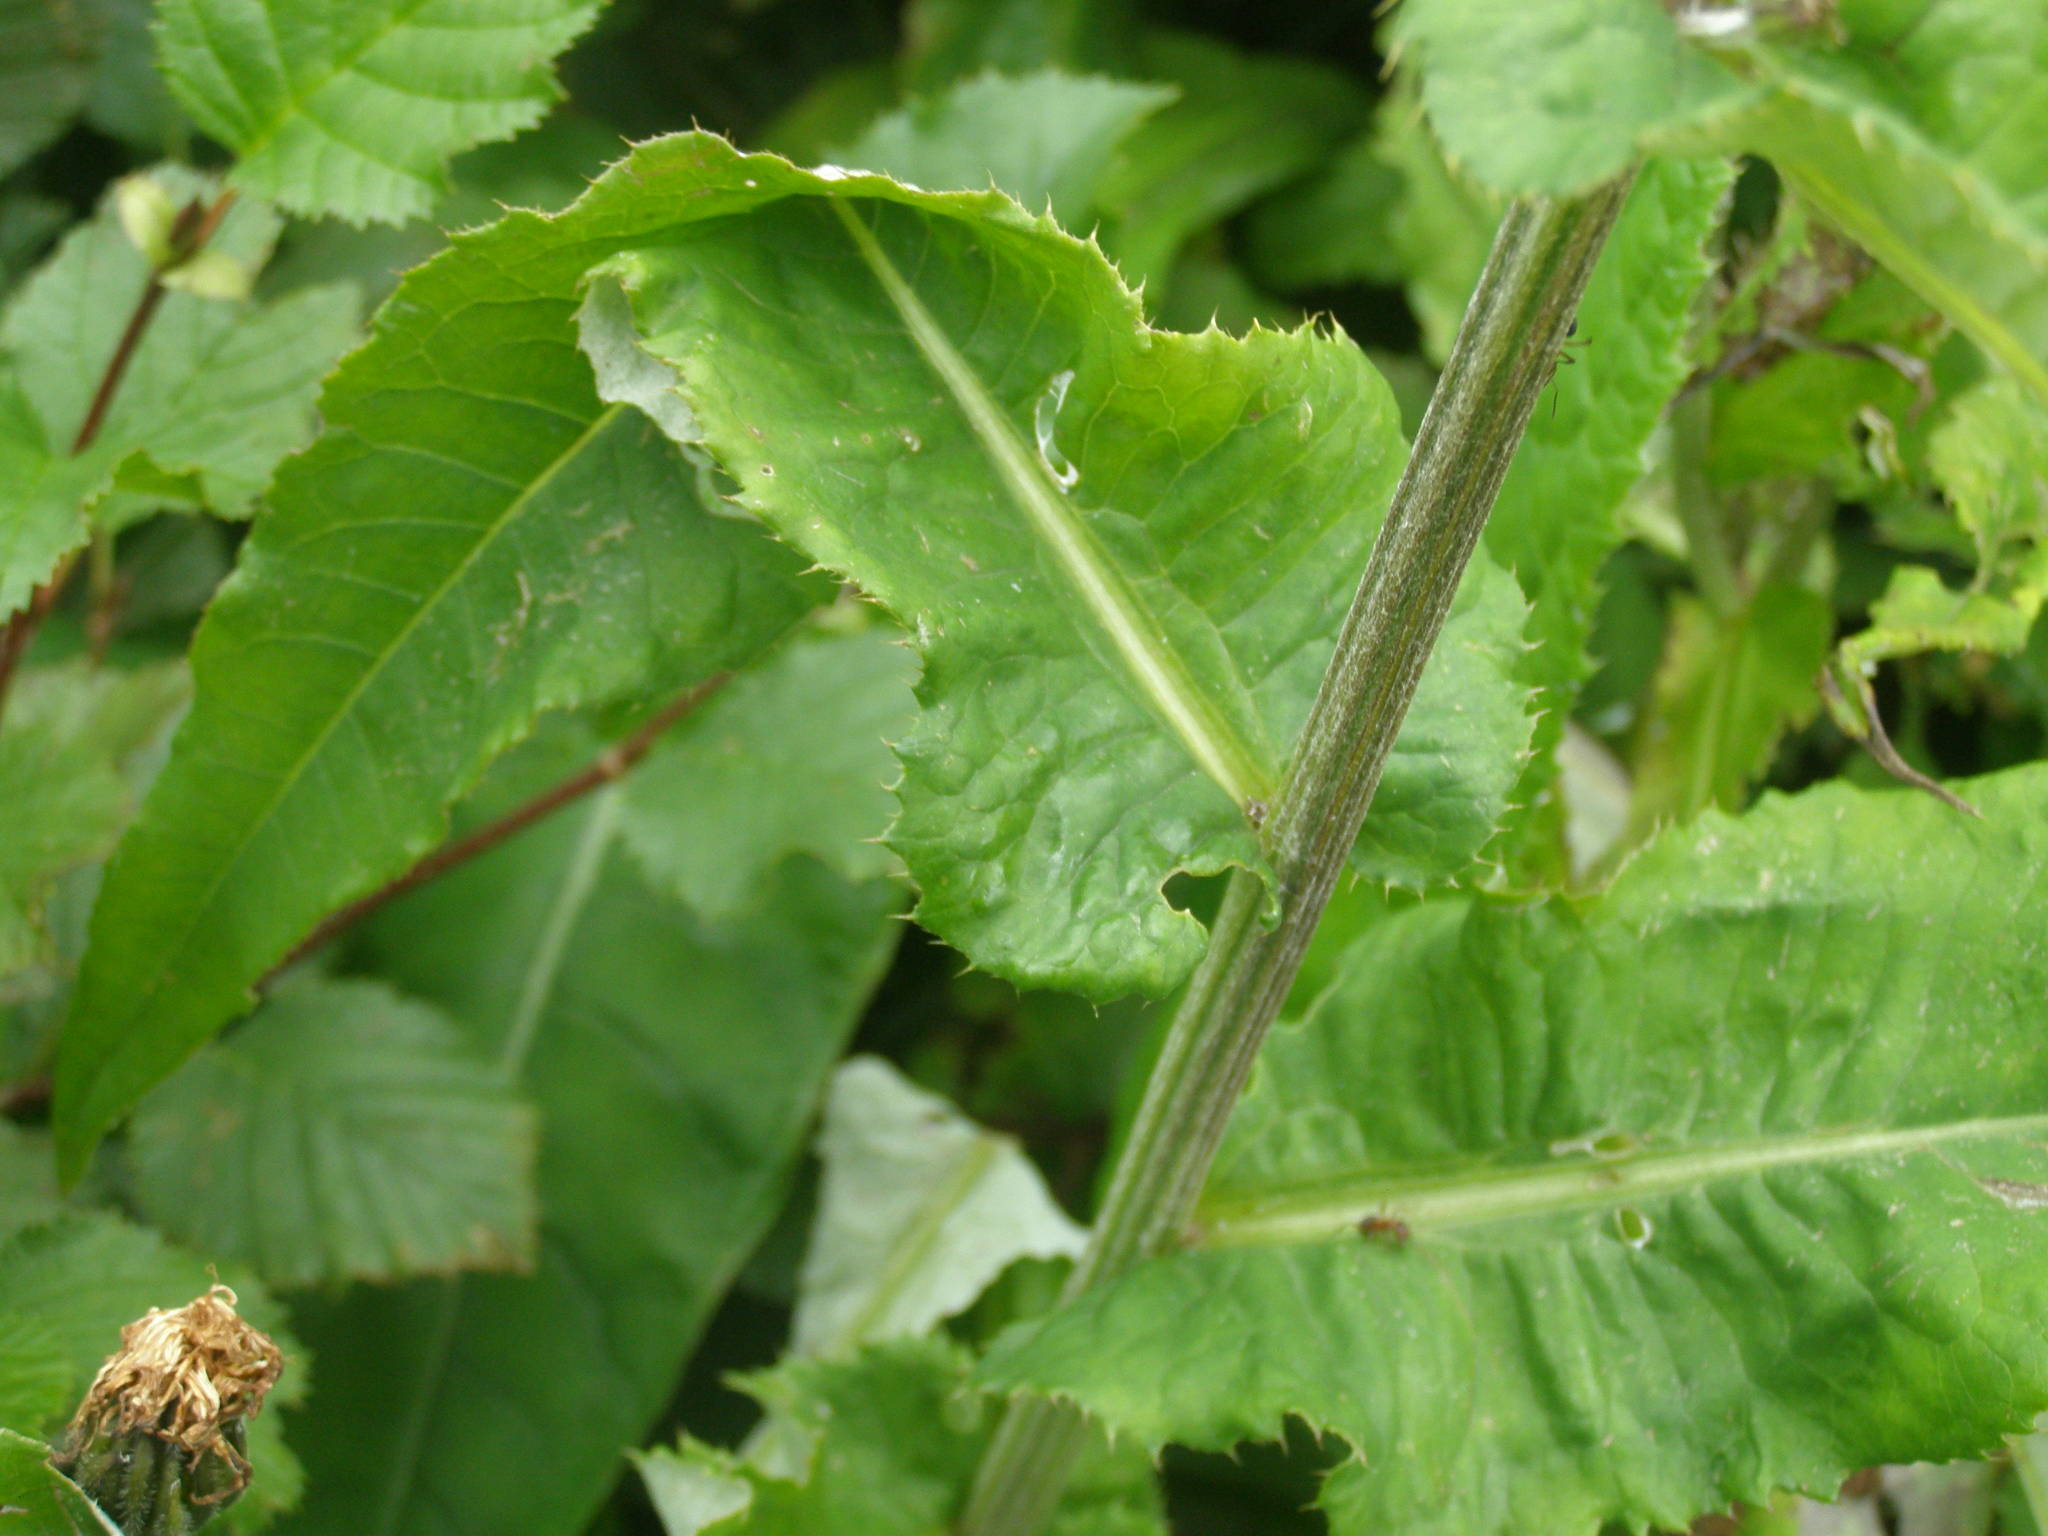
left=261, top=672, right=732, bottom=985
left=0, top=190, right=237, bottom=727
left=1358, top=1213, right=1411, bottom=1246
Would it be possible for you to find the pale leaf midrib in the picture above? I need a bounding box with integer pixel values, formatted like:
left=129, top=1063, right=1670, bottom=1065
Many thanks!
left=372, top=794, right=617, bottom=1536
left=73, top=402, right=626, bottom=1126
left=1196, top=1111, right=2048, bottom=1247
left=828, top=199, right=1274, bottom=809
left=828, top=1130, right=1003, bottom=1356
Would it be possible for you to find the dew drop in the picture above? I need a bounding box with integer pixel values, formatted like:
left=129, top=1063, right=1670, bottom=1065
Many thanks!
left=899, top=428, right=922, bottom=452
left=1034, top=370, right=1080, bottom=490
left=1614, top=1208, right=1654, bottom=1249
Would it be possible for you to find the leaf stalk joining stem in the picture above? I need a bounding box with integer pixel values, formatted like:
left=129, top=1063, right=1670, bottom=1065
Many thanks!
left=957, top=174, right=1637, bottom=1536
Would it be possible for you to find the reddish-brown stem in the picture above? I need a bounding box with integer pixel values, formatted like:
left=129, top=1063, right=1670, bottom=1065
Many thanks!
left=263, top=673, right=731, bottom=983
left=0, top=190, right=238, bottom=723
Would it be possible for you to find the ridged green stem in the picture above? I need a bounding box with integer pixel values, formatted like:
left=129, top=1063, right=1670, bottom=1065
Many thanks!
left=956, top=173, right=1637, bottom=1536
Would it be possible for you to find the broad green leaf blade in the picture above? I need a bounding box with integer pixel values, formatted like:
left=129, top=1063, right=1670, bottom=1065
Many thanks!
left=1627, top=583, right=1832, bottom=833
left=1486, top=155, right=1733, bottom=869
left=129, top=976, right=538, bottom=1288
left=573, top=132, right=1524, bottom=995
left=983, top=764, right=2048, bottom=1536
left=1391, top=0, right=1746, bottom=197
left=1092, top=30, right=1370, bottom=296
left=52, top=178, right=824, bottom=1180
left=637, top=1338, right=1164, bottom=1536
left=273, top=777, right=897, bottom=1536
left=832, top=70, right=1175, bottom=230
left=0, top=0, right=108, bottom=179
left=153, top=0, right=602, bottom=225
left=0, top=661, right=186, bottom=982
left=0, top=1429, right=121, bottom=1536
left=0, top=1213, right=304, bottom=1522
left=619, top=623, right=917, bottom=923
left=789, top=1056, right=1085, bottom=1359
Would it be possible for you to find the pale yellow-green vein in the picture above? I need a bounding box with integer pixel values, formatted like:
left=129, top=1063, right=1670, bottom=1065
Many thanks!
left=830, top=199, right=1274, bottom=810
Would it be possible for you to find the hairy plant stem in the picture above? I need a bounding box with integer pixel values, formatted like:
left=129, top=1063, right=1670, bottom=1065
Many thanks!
left=957, top=175, right=1636, bottom=1536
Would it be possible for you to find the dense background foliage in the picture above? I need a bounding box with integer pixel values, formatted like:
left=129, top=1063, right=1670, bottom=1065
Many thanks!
left=7, top=0, right=2048, bottom=1533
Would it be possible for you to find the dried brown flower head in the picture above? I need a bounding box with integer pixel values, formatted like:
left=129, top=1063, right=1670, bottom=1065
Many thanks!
left=62, top=1284, right=283, bottom=1505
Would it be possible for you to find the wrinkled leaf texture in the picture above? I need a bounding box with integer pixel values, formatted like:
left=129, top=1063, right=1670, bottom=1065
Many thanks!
left=985, top=764, right=2048, bottom=1536
left=1398, top=1, right=2048, bottom=408
left=154, top=0, right=604, bottom=224
left=129, top=976, right=539, bottom=1288
left=575, top=131, right=1529, bottom=999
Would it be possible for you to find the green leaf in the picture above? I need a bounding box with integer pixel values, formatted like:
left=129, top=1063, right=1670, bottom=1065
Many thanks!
left=1486, top=156, right=1734, bottom=864
left=902, top=0, right=1136, bottom=89
left=0, top=167, right=359, bottom=613
left=832, top=70, right=1175, bottom=231
left=0, top=1123, right=62, bottom=1239
left=1240, top=128, right=1408, bottom=295
left=1928, top=376, right=2048, bottom=568
left=1839, top=554, right=2048, bottom=672
left=51, top=168, right=824, bottom=1180
left=129, top=976, right=538, bottom=1288
left=1091, top=30, right=1370, bottom=296
left=1391, top=0, right=1746, bottom=197
left=983, top=763, right=2048, bottom=1535
left=1627, top=583, right=1833, bottom=832
left=272, top=779, right=897, bottom=1536
left=0, top=660, right=187, bottom=982
left=637, top=1338, right=1163, bottom=1536
left=1828, top=377, right=2048, bottom=689
left=153, top=0, right=603, bottom=225
left=0, top=379, right=108, bottom=620
left=0, top=1311, right=71, bottom=1431
left=618, top=624, right=918, bottom=923
left=0, top=1428, right=120, bottom=1536
left=0, top=0, right=108, bottom=180
left=0, top=1213, right=304, bottom=1521
left=1244, top=81, right=1500, bottom=364
left=574, top=132, right=1524, bottom=996
left=81, top=0, right=185, bottom=154
left=788, top=1056, right=1085, bottom=1359
left=1673, top=3, right=2048, bottom=407
left=2, top=168, right=355, bottom=515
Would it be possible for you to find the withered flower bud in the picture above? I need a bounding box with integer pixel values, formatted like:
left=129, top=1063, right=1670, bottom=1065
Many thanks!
left=54, top=1285, right=284, bottom=1535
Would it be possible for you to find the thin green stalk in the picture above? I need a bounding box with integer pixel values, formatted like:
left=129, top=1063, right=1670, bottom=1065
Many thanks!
left=1670, top=388, right=1743, bottom=614
left=957, top=174, right=1636, bottom=1536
